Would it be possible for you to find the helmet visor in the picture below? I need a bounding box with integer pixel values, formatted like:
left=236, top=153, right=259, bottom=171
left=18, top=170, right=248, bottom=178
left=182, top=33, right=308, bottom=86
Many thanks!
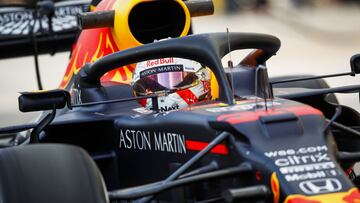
left=133, top=66, right=199, bottom=96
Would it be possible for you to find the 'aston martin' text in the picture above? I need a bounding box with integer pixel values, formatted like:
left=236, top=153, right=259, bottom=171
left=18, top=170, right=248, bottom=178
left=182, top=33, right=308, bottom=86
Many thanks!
left=119, top=129, right=187, bottom=154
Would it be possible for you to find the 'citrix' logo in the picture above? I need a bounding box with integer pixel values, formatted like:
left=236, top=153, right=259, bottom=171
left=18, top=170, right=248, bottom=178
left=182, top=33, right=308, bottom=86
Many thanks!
left=274, top=153, right=330, bottom=167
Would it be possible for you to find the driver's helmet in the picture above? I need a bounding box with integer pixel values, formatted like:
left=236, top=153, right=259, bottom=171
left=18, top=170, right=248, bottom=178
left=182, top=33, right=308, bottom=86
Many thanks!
left=132, top=57, right=212, bottom=112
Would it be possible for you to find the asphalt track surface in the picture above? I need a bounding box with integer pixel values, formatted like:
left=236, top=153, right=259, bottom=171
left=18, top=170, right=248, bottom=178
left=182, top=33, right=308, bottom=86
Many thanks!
left=0, top=4, right=360, bottom=127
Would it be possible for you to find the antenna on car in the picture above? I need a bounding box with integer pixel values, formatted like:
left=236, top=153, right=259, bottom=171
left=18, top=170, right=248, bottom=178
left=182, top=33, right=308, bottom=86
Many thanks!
left=227, top=28, right=235, bottom=99
left=227, top=28, right=234, bottom=69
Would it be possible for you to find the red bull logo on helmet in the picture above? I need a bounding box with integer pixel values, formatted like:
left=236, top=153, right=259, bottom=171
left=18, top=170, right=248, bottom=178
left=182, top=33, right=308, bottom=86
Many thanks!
left=146, top=58, right=175, bottom=67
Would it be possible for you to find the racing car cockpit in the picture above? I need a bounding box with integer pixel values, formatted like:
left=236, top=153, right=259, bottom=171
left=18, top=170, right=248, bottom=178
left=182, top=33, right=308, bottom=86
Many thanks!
left=131, top=57, right=213, bottom=112
left=73, top=32, right=280, bottom=112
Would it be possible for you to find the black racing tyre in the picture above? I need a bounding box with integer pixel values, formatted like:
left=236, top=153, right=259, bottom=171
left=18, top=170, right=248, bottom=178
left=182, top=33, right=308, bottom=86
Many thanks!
left=0, top=144, right=108, bottom=203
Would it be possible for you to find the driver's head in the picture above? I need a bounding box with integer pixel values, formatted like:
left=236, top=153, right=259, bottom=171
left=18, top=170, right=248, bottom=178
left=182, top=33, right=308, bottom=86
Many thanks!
left=132, top=57, right=212, bottom=112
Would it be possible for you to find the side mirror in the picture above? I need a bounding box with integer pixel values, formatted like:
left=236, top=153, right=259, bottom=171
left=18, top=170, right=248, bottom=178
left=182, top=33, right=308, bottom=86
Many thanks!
left=351, top=54, right=360, bottom=76
left=18, top=89, right=71, bottom=112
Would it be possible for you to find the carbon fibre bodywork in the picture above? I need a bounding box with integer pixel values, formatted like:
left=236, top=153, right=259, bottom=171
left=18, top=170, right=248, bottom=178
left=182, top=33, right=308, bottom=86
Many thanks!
left=1, top=0, right=360, bottom=202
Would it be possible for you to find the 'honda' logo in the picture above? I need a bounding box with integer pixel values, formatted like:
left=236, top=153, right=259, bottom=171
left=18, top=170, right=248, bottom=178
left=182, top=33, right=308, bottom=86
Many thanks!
left=299, top=178, right=342, bottom=194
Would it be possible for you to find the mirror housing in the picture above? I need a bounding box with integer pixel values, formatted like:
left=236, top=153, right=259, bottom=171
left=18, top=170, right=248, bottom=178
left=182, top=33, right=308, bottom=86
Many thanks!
left=351, top=54, right=360, bottom=76
left=18, top=89, right=71, bottom=112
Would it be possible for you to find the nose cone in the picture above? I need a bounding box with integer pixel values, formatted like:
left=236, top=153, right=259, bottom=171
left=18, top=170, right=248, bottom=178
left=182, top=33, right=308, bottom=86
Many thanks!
left=111, top=0, right=191, bottom=50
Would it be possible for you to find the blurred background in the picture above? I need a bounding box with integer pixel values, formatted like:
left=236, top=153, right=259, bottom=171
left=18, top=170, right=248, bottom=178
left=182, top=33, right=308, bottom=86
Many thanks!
left=0, top=0, right=359, bottom=127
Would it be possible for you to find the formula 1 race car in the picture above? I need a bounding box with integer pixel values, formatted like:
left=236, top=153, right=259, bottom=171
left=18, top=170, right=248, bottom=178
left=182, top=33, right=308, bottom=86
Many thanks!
left=1, top=0, right=360, bottom=203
